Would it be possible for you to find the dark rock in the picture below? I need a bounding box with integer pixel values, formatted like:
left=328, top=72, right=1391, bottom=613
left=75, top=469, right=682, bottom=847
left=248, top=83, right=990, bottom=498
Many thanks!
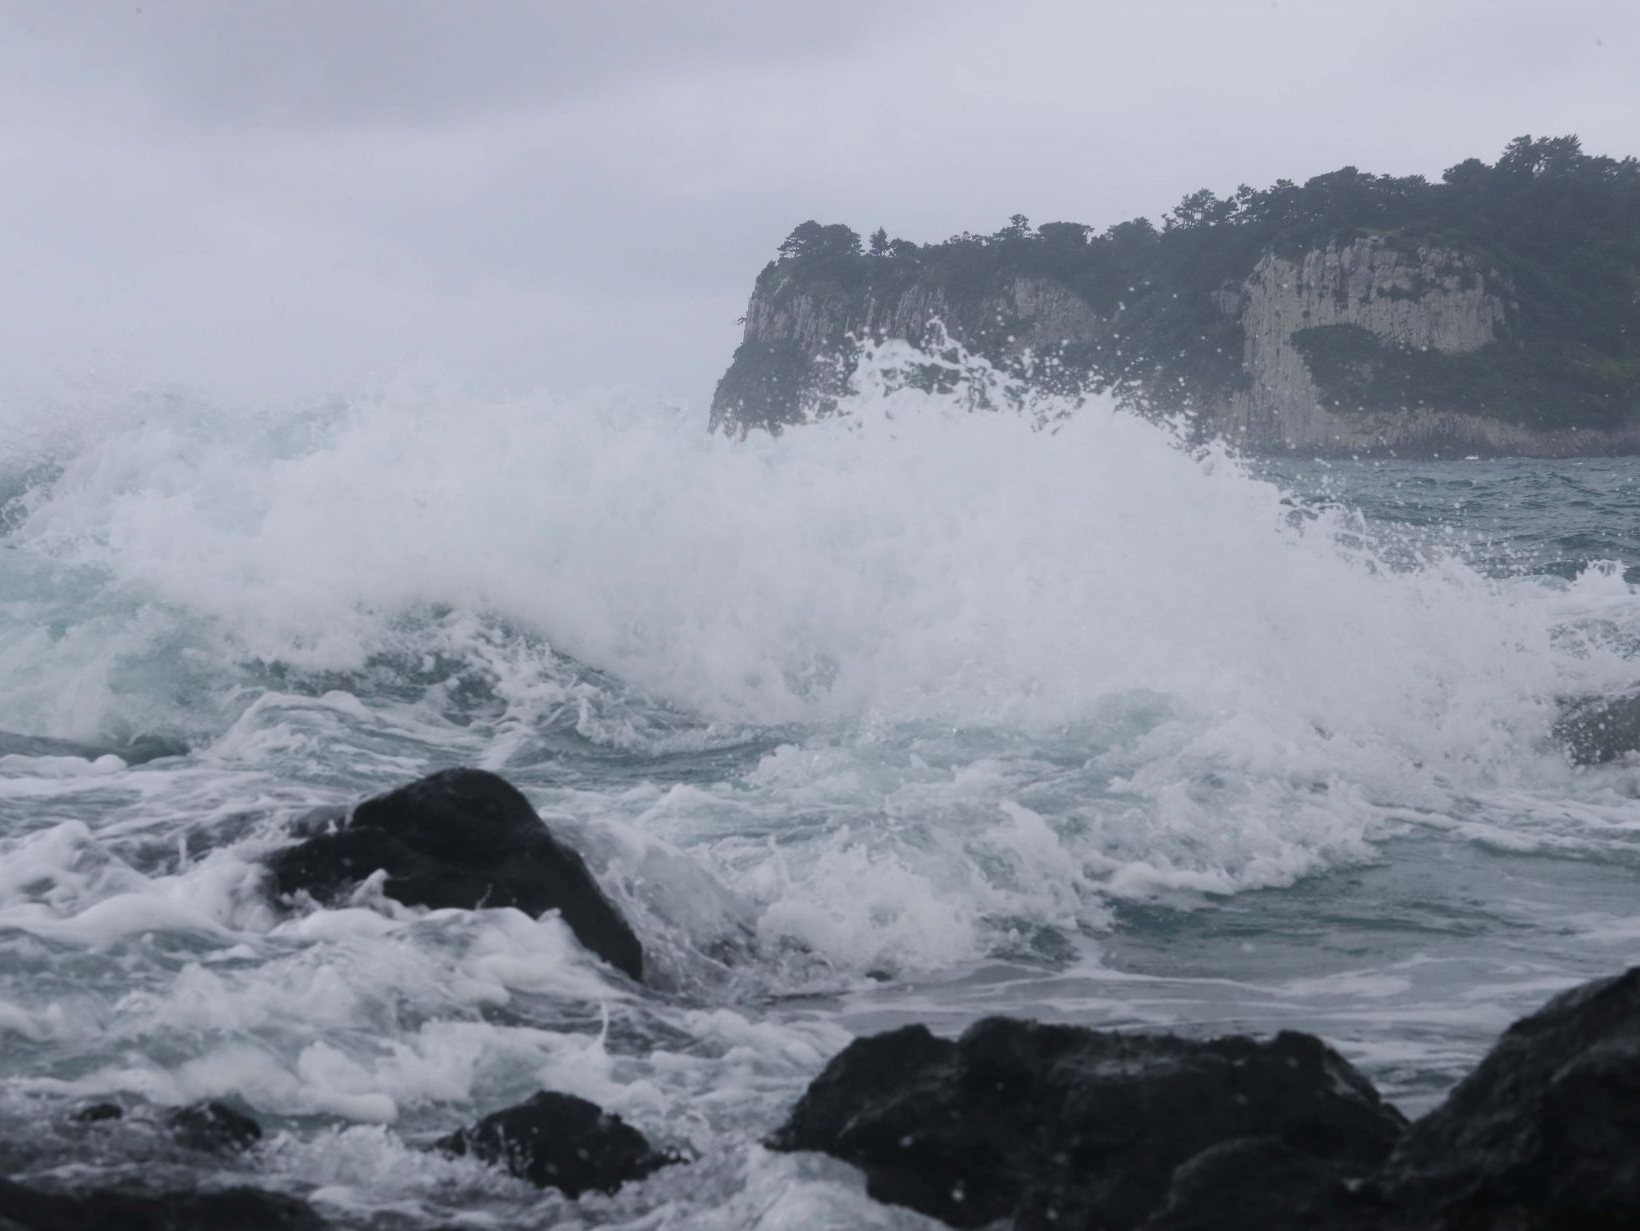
left=1554, top=691, right=1640, bottom=765
left=435, top=1090, right=676, bottom=1197
left=1377, top=965, right=1640, bottom=1230
left=768, top=1017, right=1406, bottom=1229
left=70, top=1102, right=123, bottom=1123
left=268, top=768, right=643, bottom=981
left=0, top=1178, right=325, bottom=1231
left=166, top=1100, right=263, bottom=1154
left=1135, top=1136, right=1377, bottom=1231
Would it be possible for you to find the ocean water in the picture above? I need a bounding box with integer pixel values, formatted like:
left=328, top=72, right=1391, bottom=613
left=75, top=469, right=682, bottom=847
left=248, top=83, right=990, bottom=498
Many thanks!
left=1, top=367, right=1638, bottom=1228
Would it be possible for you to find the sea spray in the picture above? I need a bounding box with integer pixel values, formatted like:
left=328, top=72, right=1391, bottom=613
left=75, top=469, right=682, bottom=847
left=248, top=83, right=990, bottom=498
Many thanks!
left=3, top=357, right=1640, bottom=1226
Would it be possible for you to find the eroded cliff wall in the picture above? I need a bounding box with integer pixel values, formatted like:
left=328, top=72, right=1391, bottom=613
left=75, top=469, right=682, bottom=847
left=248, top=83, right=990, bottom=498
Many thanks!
left=712, top=233, right=1640, bottom=456
left=711, top=269, right=1102, bottom=434
left=1210, top=237, right=1512, bottom=450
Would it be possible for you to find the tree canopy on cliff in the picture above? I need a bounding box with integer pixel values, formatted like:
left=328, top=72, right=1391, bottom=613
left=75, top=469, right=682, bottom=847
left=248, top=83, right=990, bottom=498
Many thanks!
left=751, top=135, right=1640, bottom=431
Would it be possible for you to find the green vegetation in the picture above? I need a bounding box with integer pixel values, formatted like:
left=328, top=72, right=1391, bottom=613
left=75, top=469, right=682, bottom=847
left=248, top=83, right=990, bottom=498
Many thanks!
left=720, top=136, right=1640, bottom=434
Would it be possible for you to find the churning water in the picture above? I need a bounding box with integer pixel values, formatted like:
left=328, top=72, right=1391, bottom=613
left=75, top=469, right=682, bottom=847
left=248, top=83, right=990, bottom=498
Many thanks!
left=2, top=362, right=1638, bottom=1227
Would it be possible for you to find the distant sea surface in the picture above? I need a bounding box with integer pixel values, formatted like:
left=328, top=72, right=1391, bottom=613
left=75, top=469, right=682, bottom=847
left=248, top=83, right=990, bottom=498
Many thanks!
left=2, top=379, right=1637, bottom=1228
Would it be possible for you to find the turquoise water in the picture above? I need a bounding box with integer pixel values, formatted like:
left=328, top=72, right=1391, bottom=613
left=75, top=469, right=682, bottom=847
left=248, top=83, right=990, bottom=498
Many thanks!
left=1, top=382, right=1637, bottom=1228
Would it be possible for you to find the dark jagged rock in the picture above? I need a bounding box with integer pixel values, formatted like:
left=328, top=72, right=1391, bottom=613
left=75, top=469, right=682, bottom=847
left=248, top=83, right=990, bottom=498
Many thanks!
left=70, top=1101, right=123, bottom=1123
left=268, top=768, right=643, bottom=981
left=768, top=1017, right=1406, bottom=1229
left=1376, top=966, right=1640, bottom=1230
left=1134, top=1136, right=1378, bottom=1231
left=166, top=1100, right=263, bottom=1154
left=0, top=1178, right=325, bottom=1231
left=435, top=1090, right=676, bottom=1197
left=1554, top=691, right=1640, bottom=765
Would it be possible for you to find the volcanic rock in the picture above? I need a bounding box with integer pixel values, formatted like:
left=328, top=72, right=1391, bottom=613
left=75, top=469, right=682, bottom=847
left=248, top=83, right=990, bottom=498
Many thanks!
left=1135, top=1135, right=1378, bottom=1231
left=69, top=1102, right=123, bottom=1123
left=166, top=1100, right=263, bottom=1154
left=435, top=1090, right=676, bottom=1197
left=0, top=1178, right=325, bottom=1231
left=768, top=1016, right=1406, bottom=1229
left=1376, top=965, right=1640, bottom=1230
left=268, top=768, right=643, bottom=981
left=1554, top=690, right=1640, bottom=765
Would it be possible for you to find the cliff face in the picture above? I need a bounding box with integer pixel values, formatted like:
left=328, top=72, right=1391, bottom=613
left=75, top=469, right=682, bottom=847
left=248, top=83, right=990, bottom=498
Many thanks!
left=710, top=269, right=1102, bottom=434
left=1213, top=238, right=1513, bottom=451
left=713, top=139, right=1640, bottom=454
left=713, top=232, right=1640, bottom=455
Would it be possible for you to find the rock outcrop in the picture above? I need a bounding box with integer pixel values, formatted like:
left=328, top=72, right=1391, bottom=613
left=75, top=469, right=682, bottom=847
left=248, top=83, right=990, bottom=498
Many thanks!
left=0, top=1179, right=326, bottom=1231
left=268, top=768, right=643, bottom=982
left=773, top=965, right=1640, bottom=1229
left=713, top=141, right=1640, bottom=454
left=1554, top=690, right=1640, bottom=764
left=713, top=233, right=1640, bottom=457
left=165, top=1101, right=263, bottom=1156
left=711, top=271, right=1101, bottom=436
left=768, top=1017, right=1405, bottom=1229
left=68, top=1098, right=263, bottom=1155
left=435, top=1090, right=677, bottom=1197
left=1375, top=966, right=1640, bottom=1228
left=1217, top=237, right=1515, bottom=452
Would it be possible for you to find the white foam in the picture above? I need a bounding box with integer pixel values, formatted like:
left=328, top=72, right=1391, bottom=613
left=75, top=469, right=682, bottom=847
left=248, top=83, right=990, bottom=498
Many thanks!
left=4, top=369, right=1624, bottom=739
left=2, top=355, right=1636, bottom=978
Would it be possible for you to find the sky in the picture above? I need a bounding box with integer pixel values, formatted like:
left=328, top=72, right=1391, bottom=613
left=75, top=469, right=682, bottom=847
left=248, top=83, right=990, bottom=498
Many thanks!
left=3, top=0, right=1638, bottom=416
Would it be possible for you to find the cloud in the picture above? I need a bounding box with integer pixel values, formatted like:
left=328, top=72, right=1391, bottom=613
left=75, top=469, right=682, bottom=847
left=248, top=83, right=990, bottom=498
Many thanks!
left=0, top=0, right=1637, bottom=410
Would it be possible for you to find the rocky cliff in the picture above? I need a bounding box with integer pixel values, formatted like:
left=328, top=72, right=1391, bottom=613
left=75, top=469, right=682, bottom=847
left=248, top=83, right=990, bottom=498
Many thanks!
left=712, top=137, right=1640, bottom=455
left=1217, top=238, right=1511, bottom=451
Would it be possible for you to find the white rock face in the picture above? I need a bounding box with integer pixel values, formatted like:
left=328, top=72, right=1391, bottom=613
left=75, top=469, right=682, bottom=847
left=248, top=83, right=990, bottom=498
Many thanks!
left=1008, top=277, right=1104, bottom=354
left=1216, top=237, right=1513, bottom=450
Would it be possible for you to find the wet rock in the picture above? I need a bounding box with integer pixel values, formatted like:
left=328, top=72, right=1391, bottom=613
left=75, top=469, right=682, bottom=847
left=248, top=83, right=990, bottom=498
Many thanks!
left=1376, top=965, right=1640, bottom=1230
left=768, top=1017, right=1406, bottom=1229
left=435, top=1090, right=676, bottom=1197
left=1135, top=1136, right=1378, bottom=1231
left=166, top=1100, right=263, bottom=1154
left=1554, top=691, right=1640, bottom=765
left=70, top=1102, right=123, bottom=1123
left=268, top=768, right=643, bottom=981
left=0, top=1178, right=325, bottom=1231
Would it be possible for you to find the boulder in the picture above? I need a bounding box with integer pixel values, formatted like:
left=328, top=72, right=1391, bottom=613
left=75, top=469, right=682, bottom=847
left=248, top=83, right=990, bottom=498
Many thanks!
left=0, top=1178, right=325, bottom=1231
left=1376, top=965, right=1640, bottom=1230
left=166, top=1100, right=263, bottom=1155
left=69, top=1102, right=123, bottom=1123
left=768, top=1016, right=1406, bottom=1229
left=1135, top=1136, right=1379, bottom=1231
left=435, top=1090, right=677, bottom=1197
left=1553, top=691, right=1640, bottom=765
left=268, top=768, right=642, bottom=981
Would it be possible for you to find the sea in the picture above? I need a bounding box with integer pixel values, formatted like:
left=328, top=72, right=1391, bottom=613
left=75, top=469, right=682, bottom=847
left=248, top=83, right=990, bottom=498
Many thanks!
left=1, top=363, right=1637, bottom=1228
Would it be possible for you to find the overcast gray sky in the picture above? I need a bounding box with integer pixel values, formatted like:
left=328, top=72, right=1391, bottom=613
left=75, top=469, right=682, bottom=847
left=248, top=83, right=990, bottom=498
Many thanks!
left=3, top=0, right=1637, bottom=414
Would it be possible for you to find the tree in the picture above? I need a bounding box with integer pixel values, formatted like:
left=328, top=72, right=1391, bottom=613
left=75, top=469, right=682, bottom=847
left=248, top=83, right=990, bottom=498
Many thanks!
left=1038, top=221, right=1090, bottom=248
left=869, top=227, right=890, bottom=256
left=1103, top=217, right=1159, bottom=261
left=1442, top=158, right=1490, bottom=191
left=1497, top=134, right=1585, bottom=179
left=777, top=221, right=863, bottom=262
left=1165, top=188, right=1234, bottom=230
left=778, top=221, right=825, bottom=259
